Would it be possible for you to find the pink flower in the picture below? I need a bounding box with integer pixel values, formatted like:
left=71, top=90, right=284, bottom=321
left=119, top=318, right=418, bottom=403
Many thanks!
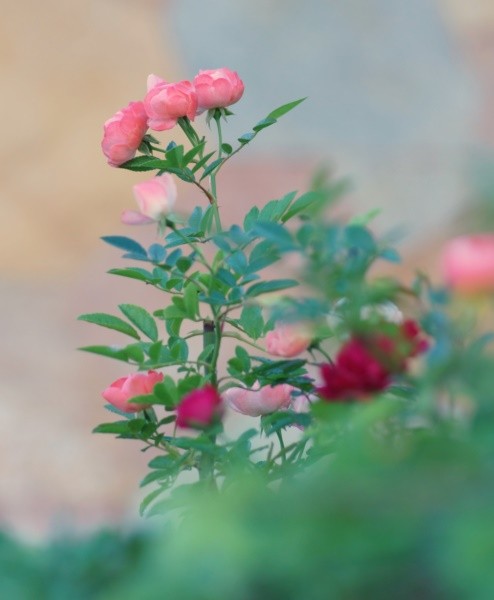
left=193, top=68, right=244, bottom=113
left=102, top=370, right=163, bottom=413
left=121, top=173, right=177, bottom=225
left=101, top=101, right=148, bottom=167
left=176, top=385, right=223, bottom=429
left=144, top=78, right=197, bottom=131
left=265, top=323, right=313, bottom=358
left=441, top=234, right=494, bottom=294
left=225, top=383, right=294, bottom=417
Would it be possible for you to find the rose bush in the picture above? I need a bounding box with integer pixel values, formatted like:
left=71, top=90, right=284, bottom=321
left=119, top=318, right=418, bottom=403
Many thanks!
left=80, top=68, right=493, bottom=522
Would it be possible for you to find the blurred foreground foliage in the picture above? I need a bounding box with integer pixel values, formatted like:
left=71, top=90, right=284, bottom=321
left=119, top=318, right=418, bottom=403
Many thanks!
left=4, top=388, right=494, bottom=600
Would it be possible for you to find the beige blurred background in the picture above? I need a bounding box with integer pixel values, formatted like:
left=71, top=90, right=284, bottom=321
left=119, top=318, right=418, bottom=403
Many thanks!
left=1, top=0, right=494, bottom=537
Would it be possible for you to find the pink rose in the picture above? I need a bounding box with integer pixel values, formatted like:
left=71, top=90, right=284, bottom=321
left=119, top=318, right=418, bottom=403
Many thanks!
left=144, top=78, right=197, bottom=131
left=265, top=323, right=313, bottom=358
left=225, top=383, right=294, bottom=417
left=176, top=385, right=223, bottom=429
left=102, top=370, right=163, bottom=413
left=101, top=101, right=148, bottom=167
left=193, top=68, right=244, bottom=113
left=121, top=173, right=177, bottom=225
left=441, top=234, right=494, bottom=293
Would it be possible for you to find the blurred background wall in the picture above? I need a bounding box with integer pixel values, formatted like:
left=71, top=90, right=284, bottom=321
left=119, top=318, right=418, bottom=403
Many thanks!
left=1, top=0, right=494, bottom=537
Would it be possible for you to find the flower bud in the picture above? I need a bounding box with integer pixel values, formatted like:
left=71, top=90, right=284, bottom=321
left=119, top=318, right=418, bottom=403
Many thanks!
left=121, top=173, right=177, bottom=225
left=176, top=385, right=223, bottom=429
left=102, top=370, right=163, bottom=413
left=441, top=234, right=494, bottom=294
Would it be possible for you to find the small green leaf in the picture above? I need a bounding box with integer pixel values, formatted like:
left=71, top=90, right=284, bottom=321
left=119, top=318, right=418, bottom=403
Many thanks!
left=119, top=304, right=158, bottom=341
left=108, top=268, right=158, bottom=284
left=254, top=221, right=297, bottom=251
left=119, top=156, right=168, bottom=171
left=78, top=313, right=140, bottom=339
left=246, top=279, right=298, bottom=298
left=200, top=158, right=223, bottom=180
left=281, top=190, right=322, bottom=223
left=238, top=132, right=256, bottom=144
left=101, top=236, right=147, bottom=256
left=252, top=117, right=277, bottom=132
left=240, top=305, right=264, bottom=340
left=78, top=345, right=129, bottom=362
left=183, top=282, right=200, bottom=319
left=266, top=97, right=306, bottom=120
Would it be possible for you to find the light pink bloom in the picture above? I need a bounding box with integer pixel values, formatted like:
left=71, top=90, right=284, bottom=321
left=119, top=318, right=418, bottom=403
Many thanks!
left=225, top=383, right=294, bottom=417
left=102, top=370, right=163, bottom=413
left=193, top=68, right=244, bottom=113
left=176, top=385, right=223, bottom=429
left=101, top=101, right=148, bottom=167
left=265, top=323, right=313, bottom=358
left=144, top=78, right=197, bottom=131
left=441, top=234, right=494, bottom=293
left=121, top=173, right=177, bottom=225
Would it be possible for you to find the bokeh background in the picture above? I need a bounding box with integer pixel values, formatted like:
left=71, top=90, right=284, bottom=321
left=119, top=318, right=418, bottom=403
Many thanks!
left=2, top=0, right=494, bottom=537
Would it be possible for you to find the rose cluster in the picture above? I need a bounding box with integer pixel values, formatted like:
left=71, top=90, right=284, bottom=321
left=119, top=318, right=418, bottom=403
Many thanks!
left=317, top=320, right=428, bottom=402
left=101, top=68, right=244, bottom=167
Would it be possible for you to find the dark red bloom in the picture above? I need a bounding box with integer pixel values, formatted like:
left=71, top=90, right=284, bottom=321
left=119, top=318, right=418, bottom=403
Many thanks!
left=317, top=338, right=390, bottom=401
left=176, top=385, right=223, bottom=429
left=317, top=319, right=428, bottom=403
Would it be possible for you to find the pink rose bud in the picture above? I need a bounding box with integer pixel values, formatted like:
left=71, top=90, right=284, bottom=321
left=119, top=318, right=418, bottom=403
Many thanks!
left=121, top=173, right=177, bottom=225
left=102, top=370, right=163, bottom=413
left=193, top=68, right=244, bottom=113
left=144, top=79, right=197, bottom=131
left=264, top=323, right=313, bottom=358
left=176, top=385, right=223, bottom=429
left=441, top=234, right=494, bottom=294
left=101, top=101, right=148, bottom=167
left=225, top=383, right=294, bottom=417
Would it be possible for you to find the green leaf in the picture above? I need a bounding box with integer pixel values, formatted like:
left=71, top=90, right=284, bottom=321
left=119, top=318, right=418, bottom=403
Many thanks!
left=266, top=97, right=306, bottom=120
left=183, top=282, right=200, bottom=319
left=246, top=279, right=299, bottom=298
left=200, top=158, right=223, bottom=180
left=254, top=221, right=297, bottom=251
left=240, top=305, right=264, bottom=340
left=118, top=304, right=158, bottom=341
left=281, top=190, right=322, bottom=223
left=252, top=117, right=277, bottom=132
left=119, top=156, right=168, bottom=171
left=78, top=313, right=140, bottom=339
left=108, top=268, right=158, bottom=284
left=243, top=206, right=260, bottom=231
left=101, top=236, right=147, bottom=256
left=78, top=345, right=129, bottom=362
left=221, top=143, right=233, bottom=154
left=349, top=207, right=382, bottom=227
left=191, top=150, right=216, bottom=173
left=154, top=376, right=179, bottom=407
left=139, top=487, right=166, bottom=516
left=158, top=305, right=187, bottom=320
left=183, top=141, right=206, bottom=165
left=238, top=132, right=255, bottom=144
left=93, top=420, right=145, bottom=434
